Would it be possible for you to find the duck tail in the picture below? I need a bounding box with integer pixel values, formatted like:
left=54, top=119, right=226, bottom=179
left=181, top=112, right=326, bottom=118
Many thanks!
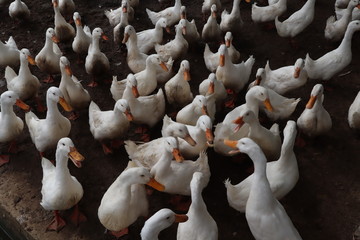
left=124, top=140, right=138, bottom=160
left=5, top=66, right=17, bottom=84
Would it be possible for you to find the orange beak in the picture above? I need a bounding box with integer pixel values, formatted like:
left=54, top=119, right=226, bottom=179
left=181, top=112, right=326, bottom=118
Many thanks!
left=224, top=139, right=241, bottom=155
left=263, top=98, right=273, bottom=112
left=159, top=62, right=169, bottom=72
left=306, top=95, right=316, bottom=109
left=59, top=97, right=73, bottom=112
left=180, top=13, right=186, bottom=19
left=254, top=76, right=262, bottom=86
left=183, top=70, right=190, bottom=81
left=51, top=35, right=60, bottom=43
left=225, top=40, right=231, bottom=47
left=65, top=65, right=72, bottom=76
left=122, top=33, right=129, bottom=43
left=184, top=134, right=196, bottom=146
left=52, top=0, right=58, bottom=8
left=219, top=54, right=225, bottom=67
left=293, top=67, right=301, bottom=78
left=15, top=99, right=30, bottom=112
left=211, top=11, right=217, bottom=18
left=208, top=81, right=215, bottom=94
left=165, top=27, right=171, bottom=34
left=245, top=0, right=251, bottom=2
left=202, top=105, right=208, bottom=115
left=75, top=18, right=82, bottom=26
left=132, top=86, right=140, bottom=98
left=172, top=148, right=184, bottom=163
left=232, top=116, right=244, bottom=132
left=182, top=26, right=187, bottom=35
left=125, top=109, right=133, bottom=121
left=122, top=6, right=127, bottom=13
left=206, top=128, right=214, bottom=146
left=27, top=55, right=36, bottom=65
left=146, top=178, right=165, bottom=191
left=101, top=33, right=109, bottom=41
left=175, top=214, right=188, bottom=223
left=69, top=146, right=85, bottom=168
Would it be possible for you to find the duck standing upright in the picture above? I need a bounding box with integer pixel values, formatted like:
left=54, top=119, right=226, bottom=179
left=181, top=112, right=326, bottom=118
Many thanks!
left=52, top=0, right=75, bottom=43
left=40, top=137, right=85, bottom=232
left=8, top=0, right=30, bottom=21
left=72, top=12, right=92, bottom=63
left=202, top=4, right=222, bottom=43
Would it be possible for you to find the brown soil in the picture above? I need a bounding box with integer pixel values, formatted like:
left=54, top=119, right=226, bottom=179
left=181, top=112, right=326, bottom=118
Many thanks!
left=0, top=0, right=360, bottom=239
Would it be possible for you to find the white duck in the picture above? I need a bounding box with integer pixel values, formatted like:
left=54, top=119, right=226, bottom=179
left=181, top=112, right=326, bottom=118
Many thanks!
left=202, top=4, right=222, bottom=43
left=224, top=31, right=241, bottom=63
left=220, top=0, right=248, bottom=33
left=58, top=0, right=75, bottom=18
left=88, top=99, right=133, bottom=154
left=297, top=84, right=332, bottom=137
left=0, top=36, right=19, bottom=68
left=164, top=115, right=214, bottom=159
left=40, top=137, right=85, bottom=232
left=199, top=73, right=227, bottom=110
left=216, top=44, right=255, bottom=93
left=275, top=0, right=316, bottom=38
left=0, top=91, right=29, bottom=166
left=85, top=27, right=110, bottom=87
left=251, top=0, right=287, bottom=23
left=146, top=0, right=182, bottom=26
left=141, top=208, right=188, bottom=240
left=8, top=0, right=30, bottom=21
left=104, top=0, right=134, bottom=26
left=111, top=54, right=168, bottom=100
left=5, top=49, right=41, bottom=104
left=155, top=20, right=189, bottom=62
left=213, top=86, right=273, bottom=156
left=305, top=20, right=360, bottom=80
left=137, top=17, right=168, bottom=54
left=179, top=6, right=200, bottom=44
left=336, top=1, right=360, bottom=20
left=122, top=25, right=175, bottom=82
left=224, top=138, right=303, bottom=240
left=177, top=172, right=218, bottom=240
left=348, top=91, right=360, bottom=129
left=25, top=87, right=72, bottom=156
left=225, top=120, right=299, bottom=212
left=150, top=137, right=210, bottom=196
left=53, top=0, right=75, bottom=42
left=58, top=56, right=91, bottom=119
left=232, top=108, right=281, bottom=160
left=113, top=2, right=130, bottom=44
left=176, top=95, right=212, bottom=126
left=72, top=12, right=92, bottom=61
left=122, top=74, right=165, bottom=128
left=35, top=28, right=62, bottom=83
left=98, top=163, right=165, bottom=238
left=325, top=0, right=360, bottom=41
left=202, top=0, right=222, bottom=16
left=165, top=59, right=193, bottom=108
left=249, top=59, right=308, bottom=95
left=125, top=115, right=196, bottom=168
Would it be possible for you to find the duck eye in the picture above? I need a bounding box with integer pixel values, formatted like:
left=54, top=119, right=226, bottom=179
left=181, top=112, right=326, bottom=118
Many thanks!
left=166, top=216, right=170, bottom=220
left=140, top=174, right=144, bottom=177
left=167, top=141, right=170, bottom=145
left=179, top=129, right=183, bottom=132
left=8, top=96, right=11, bottom=98
left=62, top=143, right=65, bottom=146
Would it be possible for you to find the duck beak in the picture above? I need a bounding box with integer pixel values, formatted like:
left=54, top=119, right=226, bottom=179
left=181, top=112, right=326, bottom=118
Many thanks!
left=65, top=65, right=72, bottom=76
left=15, top=99, right=30, bottom=112
left=183, top=69, right=190, bottom=81
left=51, top=35, right=60, bottom=43
left=172, top=148, right=184, bottom=163
left=206, top=128, right=214, bottom=147
left=306, top=95, right=316, bottom=109
left=75, top=18, right=82, bottom=26
left=224, top=139, right=241, bottom=154
left=245, top=0, right=251, bottom=2
left=357, top=4, right=360, bottom=9
left=165, top=27, right=171, bottom=34
left=263, top=98, right=273, bottom=112
left=184, top=134, right=196, bottom=146
left=294, top=67, right=301, bottom=78
left=202, top=105, right=208, bottom=115
left=146, top=177, right=165, bottom=191
left=208, top=81, right=215, bottom=94
left=225, top=40, right=231, bottom=47
left=52, top=0, right=58, bottom=8
left=159, top=62, right=169, bottom=72
left=59, top=97, right=73, bottom=112
left=122, top=33, right=130, bottom=43
left=175, top=214, right=188, bottom=223
left=219, top=54, right=225, bottom=67
left=254, top=76, right=261, bottom=85
left=101, top=33, right=109, bottom=41
left=211, top=11, right=217, bottom=18
left=125, top=109, right=134, bottom=121
left=182, top=26, right=187, bottom=35
left=122, top=6, right=127, bottom=13
left=132, top=86, right=140, bottom=98
left=69, top=146, right=85, bottom=168
left=27, top=55, right=36, bottom=65
left=180, top=13, right=186, bottom=19
left=232, top=116, right=244, bottom=132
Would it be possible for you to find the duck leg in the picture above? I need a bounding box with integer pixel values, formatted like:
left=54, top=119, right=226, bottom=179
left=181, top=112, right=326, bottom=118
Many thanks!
left=35, top=96, right=47, bottom=113
left=43, top=75, right=55, bottom=83
left=69, top=204, right=87, bottom=226
left=68, top=111, right=80, bottom=121
left=224, top=89, right=238, bottom=109
left=169, top=195, right=191, bottom=212
left=7, top=141, right=17, bottom=154
left=87, top=76, right=98, bottom=87
left=109, top=228, right=129, bottom=238
left=46, top=210, right=66, bottom=232
left=0, top=155, right=10, bottom=167
left=101, top=142, right=113, bottom=155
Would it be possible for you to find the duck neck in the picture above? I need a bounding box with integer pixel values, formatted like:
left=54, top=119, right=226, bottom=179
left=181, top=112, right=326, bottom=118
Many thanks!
left=0, top=102, right=15, bottom=117
left=141, top=222, right=161, bottom=240
left=18, top=56, right=31, bottom=78
left=278, top=129, right=296, bottom=164
left=245, top=98, right=260, bottom=118
left=189, top=185, right=206, bottom=211
left=44, top=35, right=54, bottom=52
left=46, top=98, right=62, bottom=122
left=90, top=36, right=100, bottom=53
left=127, top=33, right=141, bottom=57
left=174, top=0, right=181, bottom=9
left=55, top=152, right=71, bottom=182
left=338, top=23, right=356, bottom=52
left=246, top=117, right=261, bottom=135
left=144, top=60, right=158, bottom=77
left=152, top=149, right=172, bottom=177
left=231, top=0, right=241, bottom=15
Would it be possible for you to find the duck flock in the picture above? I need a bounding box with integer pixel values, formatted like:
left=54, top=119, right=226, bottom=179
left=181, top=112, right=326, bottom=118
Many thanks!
left=0, top=0, right=360, bottom=239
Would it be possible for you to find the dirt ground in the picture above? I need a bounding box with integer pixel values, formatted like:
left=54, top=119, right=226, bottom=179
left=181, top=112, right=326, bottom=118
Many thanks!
left=0, top=0, right=360, bottom=239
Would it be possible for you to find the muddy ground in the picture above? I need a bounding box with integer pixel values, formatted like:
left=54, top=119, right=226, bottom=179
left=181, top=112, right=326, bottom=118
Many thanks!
left=0, top=0, right=360, bottom=239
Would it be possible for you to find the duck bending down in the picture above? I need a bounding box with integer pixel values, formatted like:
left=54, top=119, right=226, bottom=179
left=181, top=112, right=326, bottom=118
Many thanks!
left=249, top=59, right=308, bottom=95
left=98, top=163, right=165, bottom=238
left=58, top=0, right=75, bottom=19
left=297, top=84, right=332, bottom=137
left=220, top=0, right=248, bottom=34
left=163, top=115, right=214, bottom=159
left=150, top=137, right=210, bottom=196
left=5, top=48, right=43, bottom=112
left=26, top=87, right=72, bottom=157
left=52, top=0, right=75, bottom=43
left=224, top=138, right=303, bottom=240
left=0, top=36, right=19, bottom=68
left=40, top=137, right=85, bottom=232
left=275, top=0, right=316, bottom=38
left=59, top=56, right=91, bottom=120
left=122, top=74, right=165, bottom=128
left=348, top=91, right=360, bottom=129
left=111, top=54, right=168, bottom=100
left=177, top=172, right=218, bottom=240
left=179, top=6, right=200, bottom=44
left=325, top=0, right=360, bottom=41
left=85, top=27, right=110, bottom=87
left=35, top=28, right=62, bottom=83
left=225, top=120, right=299, bottom=212
left=89, top=99, right=133, bottom=155
left=72, top=12, right=92, bottom=62
left=0, top=91, right=30, bottom=166
left=305, top=20, right=360, bottom=80
left=202, top=4, right=222, bottom=43
left=251, top=0, right=287, bottom=23
left=137, top=18, right=169, bottom=54
left=142, top=208, right=188, bottom=240
left=8, top=0, right=30, bottom=21
left=146, top=0, right=182, bottom=26
left=155, top=20, right=189, bottom=62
